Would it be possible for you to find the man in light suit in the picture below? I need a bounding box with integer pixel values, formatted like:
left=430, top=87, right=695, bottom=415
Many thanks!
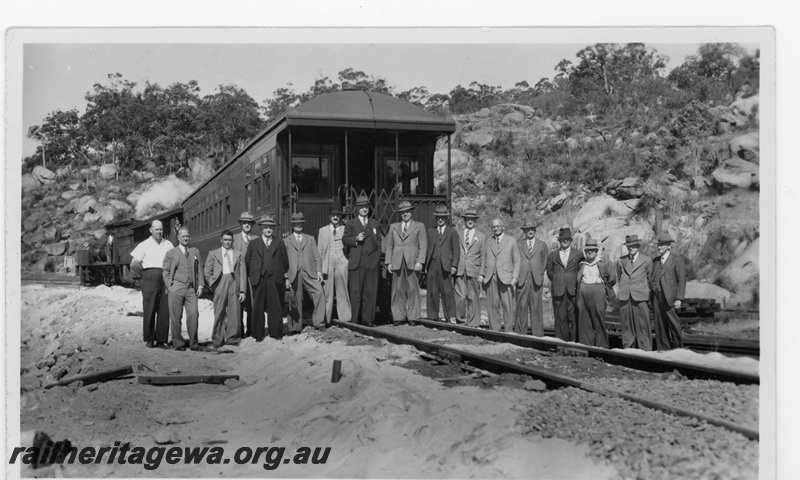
left=245, top=215, right=290, bottom=341
left=425, top=205, right=460, bottom=323
left=284, top=212, right=326, bottom=331
left=546, top=227, right=585, bottom=342
left=233, top=212, right=257, bottom=338
left=318, top=208, right=351, bottom=323
left=385, top=201, right=427, bottom=326
left=617, top=234, right=654, bottom=351
left=454, top=209, right=484, bottom=327
left=651, top=232, right=687, bottom=350
left=343, top=195, right=383, bottom=326
left=204, top=230, right=247, bottom=348
left=479, top=218, right=520, bottom=332
left=515, top=219, right=548, bottom=336
left=162, top=226, right=206, bottom=351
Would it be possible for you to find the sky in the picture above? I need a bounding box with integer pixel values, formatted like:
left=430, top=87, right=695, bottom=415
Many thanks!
left=19, top=34, right=759, bottom=157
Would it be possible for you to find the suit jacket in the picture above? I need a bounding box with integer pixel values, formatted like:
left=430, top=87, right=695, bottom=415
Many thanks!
left=457, top=228, right=484, bottom=277
left=342, top=217, right=383, bottom=271
left=233, top=232, right=257, bottom=257
left=426, top=225, right=460, bottom=273
left=203, top=247, right=247, bottom=294
left=162, top=246, right=206, bottom=293
left=244, top=235, right=289, bottom=287
left=384, top=220, right=427, bottom=270
left=546, top=247, right=584, bottom=297
left=617, top=254, right=653, bottom=302
left=480, top=234, right=521, bottom=285
left=651, top=252, right=687, bottom=304
left=317, top=223, right=345, bottom=276
left=284, top=233, right=322, bottom=282
left=517, top=237, right=548, bottom=288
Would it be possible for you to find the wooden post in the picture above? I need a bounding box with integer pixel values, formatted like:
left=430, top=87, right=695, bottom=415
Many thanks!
left=331, top=360, right=342, bottom=383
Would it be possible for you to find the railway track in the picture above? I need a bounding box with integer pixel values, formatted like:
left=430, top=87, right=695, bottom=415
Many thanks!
left=332, top=319, right=758, bottom=441
left=21, top=275, right=81, bottom=288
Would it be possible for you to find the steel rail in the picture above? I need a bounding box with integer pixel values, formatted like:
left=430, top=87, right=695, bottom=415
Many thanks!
left=333, top=320, right=759, bottom=441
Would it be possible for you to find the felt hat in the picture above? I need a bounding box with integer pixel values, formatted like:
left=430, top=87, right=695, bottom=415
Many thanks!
left=461, top=209, right=479, bottom=219
left=397, top=200, right=414, bottom=213
left=584, top=239, right=600, bottom=251
left=238, top=211, right=255, bottom=223
left=557, top=227, right=573, bottom=241
left=328, top=208, right=343, bottom=216
left=624, top=234, right=642, bottom=246
left=290, top=212, right=306, bottom=223
left=259, top=215, right=278, bottom=227
left=521, top=218, right=540, bottom=229
left=433, top=205, right=450, bottom=216
left=656, top=232, right=675, bottom=244
left=355, top=195, right=371, bottom=207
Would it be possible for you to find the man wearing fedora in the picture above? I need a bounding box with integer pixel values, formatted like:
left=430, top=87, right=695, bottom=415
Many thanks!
left=245, top=215, right=290, bottom=341
left=454, top=209, right=485, bottom=327
left=515, top=219, right=548, bottom=336
left=203, top=229, right=247, bottom=347
left=425, top=205, right=460, bottom=323
left=284, top=212, right=326, bottom=331
left=318, top=208, right=352, bottom=323
left=233, top=211, right=257, bottom=338
left=576, top=239, right=616, bottom=348
left=162, top=226, right=206, bottom=351
left=479, top=218, right=520, bottom=332
left=343, top=195, right=383, bottom=326
left=385, top=200, right=427, bottom=325
left=546, top=227, right=584, bottom=342
left=617, top=234, right=654, bottom=351
left=650, top=232, right=687, bottom=350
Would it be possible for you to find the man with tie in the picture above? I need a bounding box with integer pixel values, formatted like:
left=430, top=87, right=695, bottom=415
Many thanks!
left=384, top=201, right=427, bottom=326
left=650, top=233, right=687, bottom=350
left=162, top=226, right=206, bottom=351
left=204, top=230, right=247, bottom=347
left=318, top=208, right=351, bottom=323
left=130, top=220, right=174, bottom=348
left=545, top=227, right=585, bottom=342
left=617, top=234, right=654, bottom=351
left=479, top=218, right=520, bottom=332
left=425, top=205, right=460, bottom=323
left=284, top=212, right=326, bottom=331
left=342, top=195, right=383, bottom=326
left=244, top=215, right=290, bottom=341
left=233, top=212, right=257, bottom=338
left=515, top=219, right=548, bottom=336
left=454, top=209, right=485, bottom=327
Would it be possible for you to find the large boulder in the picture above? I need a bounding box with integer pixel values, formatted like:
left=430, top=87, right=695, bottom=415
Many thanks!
left=43, top=241, right=69, bottom=256
left=684, top=281, right=733, bottom=308
left=23, top=211, right=51, bottom=233
left=541, top=192, right=568, bottom=213
left=433, top=149, right=475, bottom=181
left=107, top=199, right=132, bottom=212
left=606, top=177, right=644, bottom=199
left=61, top=190, right=79, bottom=201
left=501, top=111, right=525, bottom=125
left=711, top=158, right=759, bottom=190
left=715, top=238, right=759, bottom=307
left=729, top=132, right=759, bottom=163
left=132, top=170, right=155, bottom=182
left=572, top=194, right=638, bottom=232
left=84, top=205, right=117, bottom=225
left=55, top=167, right=71, bottom=179
left=32, top=166, right=56, bottom=185
left=74, top=195, right=98, bottom=214
left=462, top=129, right=494, bottom=148
left=21, top=174, right=39, bottom=193
left=730, top=94, right=759, bottom=123
left=98, top=163, right=118, bottom=180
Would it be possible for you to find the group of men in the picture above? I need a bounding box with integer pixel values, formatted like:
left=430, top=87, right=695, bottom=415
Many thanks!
left=129, top=195, right=687, bottom=352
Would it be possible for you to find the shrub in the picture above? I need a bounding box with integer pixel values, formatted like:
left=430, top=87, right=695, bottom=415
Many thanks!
left=464, top=142, right=482, bottom=159
left=44, top=257, right=56, bottom=273
left=491, top=131, right=516, bottom=158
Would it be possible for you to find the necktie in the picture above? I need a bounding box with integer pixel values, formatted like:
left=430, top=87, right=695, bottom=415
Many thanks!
left=528, top=239, right=533, bottom=254
left=496, top=236, right=500, bottom=246
left=244, top=235, right=249, bottom=247
left=438, top=227, right=443, bottom=236
left=296, top=234, right=302, bottom=244
left=661, top=255, right=666, bottom=265
left=402, top=222, right=407, bottom=235
left=185, top=247, right=192, bottom=287
left=361, top=216, right=367, bottom=227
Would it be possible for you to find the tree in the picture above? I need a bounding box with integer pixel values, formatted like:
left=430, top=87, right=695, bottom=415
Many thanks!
left=26, top=109, right=87, bottom=169
left=81, top=73, right=141, bottom=165
left=198, top=84, right=264, bottom=160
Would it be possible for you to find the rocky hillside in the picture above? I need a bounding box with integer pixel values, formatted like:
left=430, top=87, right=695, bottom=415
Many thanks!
left=433, top=95, right=760, bottom=307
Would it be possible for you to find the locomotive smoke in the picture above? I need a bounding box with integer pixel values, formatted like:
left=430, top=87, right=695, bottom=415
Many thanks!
left=135, top=175, right=196, bottom=219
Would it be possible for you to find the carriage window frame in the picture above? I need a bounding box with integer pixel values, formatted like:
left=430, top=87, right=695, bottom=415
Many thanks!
left=291, top=154, right=332, bottom=199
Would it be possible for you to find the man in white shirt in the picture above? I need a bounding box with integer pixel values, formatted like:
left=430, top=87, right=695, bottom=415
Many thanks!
left=204, top=230, right=247, bottom=347
left=130, top=220, right=174, bottom=348
left=318, top=208, right=351, bottom=323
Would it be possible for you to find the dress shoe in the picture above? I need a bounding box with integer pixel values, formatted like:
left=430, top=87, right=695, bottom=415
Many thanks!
left=145, top=341, right=156, bottom=348
left=156, top=342, right=172, bottom=349
left=189, top=345, right=201, bottom=351
left=227, top=341, right=240, bottom=346
left=392, top=320, right=404, bottom=327
left=408, top=320, right=419, bottom=326
left=174, top=346, right=186, bottom=351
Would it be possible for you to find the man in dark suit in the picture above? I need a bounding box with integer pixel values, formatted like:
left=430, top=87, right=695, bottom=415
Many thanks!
left=284, top=212, right=325, bottom=331
left=651, top=232, right=687, bottom=350
left=515, top=219, right=548, bottom=336
left=617, top=234, right=654, bottom=351
left=384, top=201, right=427, bottom=325
left=546, top=227, right=584, bottom=342
left=425, top=205, right=460, bottom=323
left=342, top=195, right=383, bottom=326
left=204, top=230, right=247, bottom=347
left=162, top=226, right=206, bottom=351
left=479, top=218, right=520, bottom=332
left=244, top=215, right=290, bottom=341
left=233, top=212, right=257, bottom=338
left=454, top=209, right=484, bottom=327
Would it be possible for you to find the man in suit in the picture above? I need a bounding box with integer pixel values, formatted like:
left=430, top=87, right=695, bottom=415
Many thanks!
left=284, top=212, right=326, bottom=331
left=546, top=227, right=585, bottom=342
left=425, top=205, right=460, bottom=323
left=244, top=215, right=290, bottom=341
left=162, top=226, right=206, bottom=351
left=130, top=220, right=174, bottom=348
left=454, top=209, right=484, bottom=327
left=203, top=230, right=247, bottom=348
left=384, top=201, right=427, bottom=326
left=515, top=219, right=548, bottom=336
left=617, top=234, right=654, bottom=351
left=479, top=218, right=520, bottom=332
left=342, top=195, right=383, bottom=326
left=651, top=232, right=687, bottom=350
left=233, top=212, right=257, bottom=338
left=318, top=208, right=351, bottom=323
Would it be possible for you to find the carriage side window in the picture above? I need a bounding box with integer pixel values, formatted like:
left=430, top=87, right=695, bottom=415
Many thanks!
left=245, top=183, right=252, bottom=212
left=255, top=177, right=263, bottom=211
left=263, top=172, right=271, bottom=207
left=225, top=196, right=230, bottom=225
left=292, top=155, right=331, bottom=197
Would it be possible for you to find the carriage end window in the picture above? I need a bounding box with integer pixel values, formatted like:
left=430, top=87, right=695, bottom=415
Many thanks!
left=292, top=155, right=331, bottom=197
